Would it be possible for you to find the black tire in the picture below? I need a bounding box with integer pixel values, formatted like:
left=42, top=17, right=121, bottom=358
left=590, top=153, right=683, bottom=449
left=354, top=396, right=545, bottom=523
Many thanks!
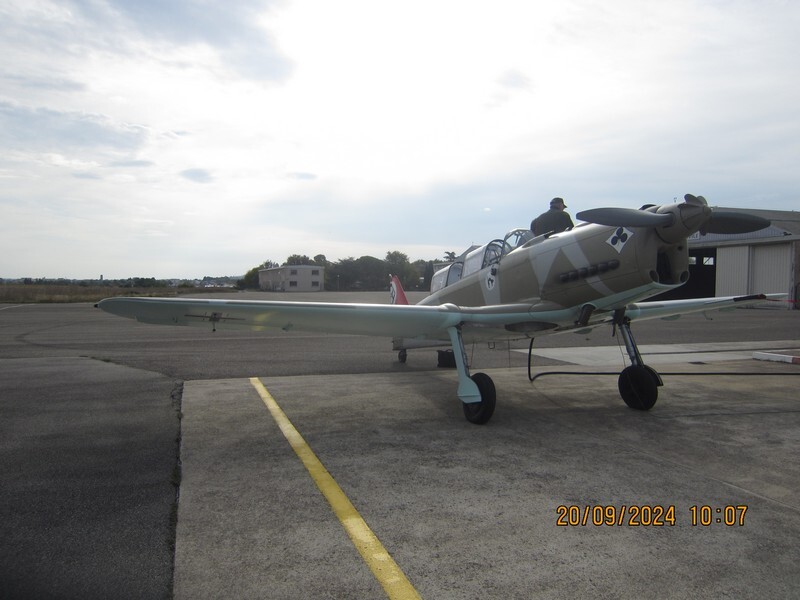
left=618, top=365, right=658, bottom=410
left=398, top=349, right=407, bottom=363
left=462, top=372, right=496, bottom=424
left=643, top=364, right=663, bottom=387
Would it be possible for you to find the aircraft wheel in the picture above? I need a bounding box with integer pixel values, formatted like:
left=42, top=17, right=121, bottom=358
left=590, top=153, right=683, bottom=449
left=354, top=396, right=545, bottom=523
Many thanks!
left=618, top=365, right=658, bottom=410
left=398, top=349, right=407, bottom=363
left=462, top=372, right=496, bottom=425
left=643, top=364, right=663, bottom=387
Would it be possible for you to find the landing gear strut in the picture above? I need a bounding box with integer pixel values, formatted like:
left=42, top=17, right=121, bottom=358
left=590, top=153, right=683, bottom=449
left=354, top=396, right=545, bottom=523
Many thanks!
left=613, top=309, right=662, bottom=410
left=447, top=326, right=496, bottom=424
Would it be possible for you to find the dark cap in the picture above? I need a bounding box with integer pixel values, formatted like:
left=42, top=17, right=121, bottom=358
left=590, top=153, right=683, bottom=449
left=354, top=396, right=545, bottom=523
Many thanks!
left=550, top=197, right=567, bottom=208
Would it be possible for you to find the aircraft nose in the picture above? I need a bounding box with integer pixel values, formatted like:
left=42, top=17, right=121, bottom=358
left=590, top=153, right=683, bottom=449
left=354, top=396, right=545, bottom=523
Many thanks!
left=655, top=203, right=711, bottom=243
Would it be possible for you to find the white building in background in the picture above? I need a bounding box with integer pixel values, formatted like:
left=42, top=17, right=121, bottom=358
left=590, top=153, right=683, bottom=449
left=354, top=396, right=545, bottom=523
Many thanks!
left=258, top=265, right=324, bottom=292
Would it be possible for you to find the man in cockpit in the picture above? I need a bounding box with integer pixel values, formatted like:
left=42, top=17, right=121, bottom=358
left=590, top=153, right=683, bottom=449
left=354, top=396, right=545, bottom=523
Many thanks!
left=531, top=197, right=574, bottom=236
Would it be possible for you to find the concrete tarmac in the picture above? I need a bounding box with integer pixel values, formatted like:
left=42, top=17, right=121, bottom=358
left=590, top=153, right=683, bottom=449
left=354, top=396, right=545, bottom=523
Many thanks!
left=1, top=295, right=799, bottom=599
left=175, top=362, right=800, bottom=599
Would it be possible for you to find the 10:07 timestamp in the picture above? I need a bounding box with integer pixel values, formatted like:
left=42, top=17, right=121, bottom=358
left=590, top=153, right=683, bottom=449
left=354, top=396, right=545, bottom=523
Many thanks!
left=690, top=504, right=748, bottom=526
left=555, top=504, right=749, bottom=526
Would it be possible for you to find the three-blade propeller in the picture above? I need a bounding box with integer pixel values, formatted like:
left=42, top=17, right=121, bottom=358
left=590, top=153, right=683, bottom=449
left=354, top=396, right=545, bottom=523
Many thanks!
left=576, top=194, right=770, bottom=235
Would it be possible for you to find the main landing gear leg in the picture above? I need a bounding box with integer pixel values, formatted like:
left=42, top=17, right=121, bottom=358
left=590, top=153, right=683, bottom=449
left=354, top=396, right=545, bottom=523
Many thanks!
left=447, top=326, right=496, bottom=424
left=613, top=309, right=662, bottom=410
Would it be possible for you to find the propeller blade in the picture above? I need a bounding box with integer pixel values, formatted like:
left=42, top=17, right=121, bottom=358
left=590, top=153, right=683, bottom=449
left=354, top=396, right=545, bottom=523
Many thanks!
left=576, top=207, right=675, bottom=228
left=705, top=211, right=771, bottom=234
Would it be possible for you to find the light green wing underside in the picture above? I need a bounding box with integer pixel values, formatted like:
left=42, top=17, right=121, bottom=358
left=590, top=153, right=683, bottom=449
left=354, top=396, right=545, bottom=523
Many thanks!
left=97, top=297, right=553, bottom=340
left=97, top=293, right=782, bottom=341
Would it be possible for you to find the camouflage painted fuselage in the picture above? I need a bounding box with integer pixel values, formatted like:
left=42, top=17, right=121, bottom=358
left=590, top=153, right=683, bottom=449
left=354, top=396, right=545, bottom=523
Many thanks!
left=421, top=221, right=688, bottom=326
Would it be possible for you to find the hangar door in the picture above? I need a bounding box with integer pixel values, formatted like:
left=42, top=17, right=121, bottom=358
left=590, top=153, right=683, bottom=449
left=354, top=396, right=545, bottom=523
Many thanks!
left=716, top=244, right=791, bottom=296
left=752, top=244, right=791, bottom=296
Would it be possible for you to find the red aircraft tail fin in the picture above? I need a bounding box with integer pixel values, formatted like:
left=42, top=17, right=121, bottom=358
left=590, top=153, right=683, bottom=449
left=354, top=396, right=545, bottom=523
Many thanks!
left=389, top=275, right=410, bottom=305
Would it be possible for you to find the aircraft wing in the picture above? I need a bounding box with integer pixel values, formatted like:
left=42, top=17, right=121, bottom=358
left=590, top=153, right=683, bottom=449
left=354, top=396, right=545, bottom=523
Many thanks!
left=96, top=296, right=581, bottom=340
left=623, top=293, right=786, bottom=322
left=96, top=292, right=783, bottom=341
left=97, top=297, right=464, bottom=338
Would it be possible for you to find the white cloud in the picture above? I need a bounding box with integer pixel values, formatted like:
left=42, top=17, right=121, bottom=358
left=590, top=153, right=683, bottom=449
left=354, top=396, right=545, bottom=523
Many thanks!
left=0, top=0, right=798, bottom=279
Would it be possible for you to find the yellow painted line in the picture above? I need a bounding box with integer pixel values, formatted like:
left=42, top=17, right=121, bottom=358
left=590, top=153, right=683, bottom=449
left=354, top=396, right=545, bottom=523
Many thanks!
left=249, top=377, right=421, bottom=600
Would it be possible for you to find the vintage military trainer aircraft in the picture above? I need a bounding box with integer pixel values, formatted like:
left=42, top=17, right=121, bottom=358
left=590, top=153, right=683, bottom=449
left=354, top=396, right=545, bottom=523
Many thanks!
left=98, top=194, right=779, bottom=424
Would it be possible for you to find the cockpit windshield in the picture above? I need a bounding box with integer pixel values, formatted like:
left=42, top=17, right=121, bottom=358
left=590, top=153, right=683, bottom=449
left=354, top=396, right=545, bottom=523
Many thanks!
left=504, top=228, right=534, bottom=250
left=430, top=227, right=535, bottom=293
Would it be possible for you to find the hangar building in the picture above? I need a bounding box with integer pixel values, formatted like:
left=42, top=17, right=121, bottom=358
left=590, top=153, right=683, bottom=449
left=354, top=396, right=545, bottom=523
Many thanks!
left=258, top=265, right=325, bottom=292
left=656, top=208, right=799, bottom=308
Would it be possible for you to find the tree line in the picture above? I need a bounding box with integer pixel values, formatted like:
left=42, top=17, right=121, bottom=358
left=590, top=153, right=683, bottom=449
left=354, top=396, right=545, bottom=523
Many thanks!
left=238, top=251, right=438, bottom=292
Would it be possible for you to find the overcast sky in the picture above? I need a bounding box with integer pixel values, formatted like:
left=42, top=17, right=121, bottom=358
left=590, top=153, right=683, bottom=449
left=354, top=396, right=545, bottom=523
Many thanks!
left=1, top=0, right=798, bottom=279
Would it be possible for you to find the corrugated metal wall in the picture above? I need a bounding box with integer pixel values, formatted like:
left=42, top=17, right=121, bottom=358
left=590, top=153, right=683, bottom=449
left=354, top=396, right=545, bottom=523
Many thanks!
left=716, top=246, right=750, bottom=295
left=752, top=244, right=792, bottom=295
left=716, top=243, right=792, bottom=297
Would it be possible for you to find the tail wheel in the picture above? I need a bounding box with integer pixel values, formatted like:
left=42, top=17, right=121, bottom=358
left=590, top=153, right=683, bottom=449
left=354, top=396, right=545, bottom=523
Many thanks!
left=462, top=372, right=496, bottom=424
left=618, top=365, right=658, bottom=410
